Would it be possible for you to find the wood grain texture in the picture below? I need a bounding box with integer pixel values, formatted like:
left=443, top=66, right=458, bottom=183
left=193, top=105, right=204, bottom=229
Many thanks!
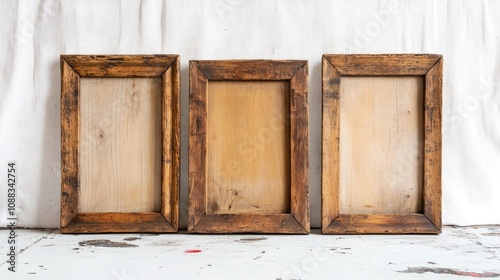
left=326, top=54, right=441, bottom=76
left=61, top=55, right=177, bottom=77
left=322, top=54, right=442, bottom=234
left=321, top=57, right=341, bottom=232
left=206, top=81, right=291, bottom=215
left=424, top=57, right=443, bottom=231
left=162, top=57, right=181, bottom=229
left=60, top=55, right=180, bottom=233
left=322, top=214, right=440, bottom=234
left=60, top=59, right=80, bottom=227
left=339, top=76, right=424, bottom=214
left=60, top=213, right=175, bottom=233
left=188, top=61, right=209, bottom=230
left=189, top=60, right=309, bottom=234
left=189, top=214, right=307, bottom=234
left=79, top=78, right=162, bottom=213
left=289, top=64, right=310, bottom=232
left=192, top=60, right=306, bottom=80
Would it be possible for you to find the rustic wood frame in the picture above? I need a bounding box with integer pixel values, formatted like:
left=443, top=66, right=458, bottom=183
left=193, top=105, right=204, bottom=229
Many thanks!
left=322, top=54, right=442, bottom=234
left=60, top=55, right=180, bottom=233
left=189, top=60, right=309, bottom=234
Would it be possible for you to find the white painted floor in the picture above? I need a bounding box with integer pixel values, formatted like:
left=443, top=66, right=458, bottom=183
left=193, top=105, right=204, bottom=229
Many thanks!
left=0, top=226, right=499, bottom=280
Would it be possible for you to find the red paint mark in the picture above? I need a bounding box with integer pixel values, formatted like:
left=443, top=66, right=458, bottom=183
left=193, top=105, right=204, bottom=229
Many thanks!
left=185, top=249, right=202, bottom=253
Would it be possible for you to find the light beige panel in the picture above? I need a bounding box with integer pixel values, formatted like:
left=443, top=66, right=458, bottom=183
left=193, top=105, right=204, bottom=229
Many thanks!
left=339, top=76, right=424, bottom=214
left=206, top=81, right=291, bottom=214
left=79, top=78, right=162, bottom=213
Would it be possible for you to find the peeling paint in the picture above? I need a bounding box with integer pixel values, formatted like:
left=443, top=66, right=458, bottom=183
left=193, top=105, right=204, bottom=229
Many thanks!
left=399, top=267, right=500, bottom=278
left=79, top=239, right=138, bottom=248
left=236, top=237, right=268, bottom=243
left=123, top=237, right=142, bottom=241
left=482, top=233, right=500, bottom=237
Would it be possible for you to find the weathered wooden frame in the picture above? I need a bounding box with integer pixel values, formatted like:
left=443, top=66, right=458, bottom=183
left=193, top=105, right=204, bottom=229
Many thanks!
left=322, top=54, right=442, bottom=234
left=189, top=60, right=309, bottom=234
left=60, top=55, right=180, bottom=233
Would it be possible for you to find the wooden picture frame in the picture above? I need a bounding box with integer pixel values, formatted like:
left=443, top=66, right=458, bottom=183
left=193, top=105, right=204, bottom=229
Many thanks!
left=188, top=60, right=309, bottom=234
left=322, top=54, right=442, bottom=234
left=60, top=55, right=180, bottom=233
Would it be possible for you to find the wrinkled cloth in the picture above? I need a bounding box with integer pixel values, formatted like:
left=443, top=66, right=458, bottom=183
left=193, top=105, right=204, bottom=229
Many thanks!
left=0, top=0, right=499, bottom=228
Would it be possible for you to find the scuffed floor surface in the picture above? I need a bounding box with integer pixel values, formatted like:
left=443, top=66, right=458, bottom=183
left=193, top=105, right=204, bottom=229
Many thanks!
left=0, top=226, right=499, bottom=279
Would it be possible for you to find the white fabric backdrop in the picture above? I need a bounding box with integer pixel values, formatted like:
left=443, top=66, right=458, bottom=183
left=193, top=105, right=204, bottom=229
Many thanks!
left=0, top=0, right=499, bottom=228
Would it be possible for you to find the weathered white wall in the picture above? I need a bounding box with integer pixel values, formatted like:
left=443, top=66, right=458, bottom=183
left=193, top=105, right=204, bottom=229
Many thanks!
left=0, top=0, right=499, bottom=228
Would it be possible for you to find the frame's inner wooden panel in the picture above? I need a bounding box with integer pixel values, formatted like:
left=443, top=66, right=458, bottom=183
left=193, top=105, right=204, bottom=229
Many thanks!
left=79, top=78, right=162, bottom=213
left=339, top=76, right=424, bottom=214
left=206, top=81, right=291, bottom=214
